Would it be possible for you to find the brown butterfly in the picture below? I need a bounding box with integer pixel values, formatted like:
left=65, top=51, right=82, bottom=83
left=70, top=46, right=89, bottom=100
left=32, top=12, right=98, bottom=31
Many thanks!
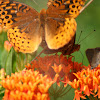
left=86, top=47, right=100, bottom=69
left=0, top=0, right=91, bottom=53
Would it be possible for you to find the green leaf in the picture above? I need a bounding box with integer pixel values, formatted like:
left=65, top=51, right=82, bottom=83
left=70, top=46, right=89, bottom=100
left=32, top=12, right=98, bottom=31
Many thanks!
left=0, top=88, right=5, bottom=99
left=0, top=88, right=5, bottom=95
left=1, top=50, right=8, bottom=69
left=5, top=47, right=15, bottom=75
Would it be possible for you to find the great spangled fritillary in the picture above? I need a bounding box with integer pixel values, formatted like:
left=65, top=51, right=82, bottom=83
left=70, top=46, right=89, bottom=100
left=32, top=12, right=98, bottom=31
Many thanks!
left=0, top=0, right=87, bottom=53
left=86, top=47, right=100, bottom=69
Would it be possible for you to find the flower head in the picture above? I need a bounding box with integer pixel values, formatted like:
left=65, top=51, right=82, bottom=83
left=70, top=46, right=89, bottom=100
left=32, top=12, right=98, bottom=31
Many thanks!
left=4, top=41, right=12, bottom=52
left=1, top=69, right=54, bottom=100
left=0, top=68, right=6, bottom=89
left=25, top=54, right=88, bottom=92
left=69, top=64, right=100, bottom=100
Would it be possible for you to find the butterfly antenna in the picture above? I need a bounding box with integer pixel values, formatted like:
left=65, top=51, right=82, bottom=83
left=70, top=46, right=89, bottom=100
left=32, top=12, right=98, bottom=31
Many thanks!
left=31, top=0, right=38, bottom=5
left=76, top=31, right=83, bottom=44
left=78, top=30, right=96, bottom=44
left=79, top=49, right=84, bottom=65
left=80, top=0, right=94, bottom=14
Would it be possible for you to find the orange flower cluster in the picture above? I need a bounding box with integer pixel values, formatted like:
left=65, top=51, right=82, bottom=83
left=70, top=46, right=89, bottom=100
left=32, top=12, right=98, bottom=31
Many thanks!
left=4, top=41, right=12, bottom=52
left=26, top=54, right=87, bottom=87
left=0, top=68, right=6, bottom=89
left=69, top=64, right=100, bottom=100
left=1, top=69, right=54, bottom=100
left=1, top=54, right=94, bottom=100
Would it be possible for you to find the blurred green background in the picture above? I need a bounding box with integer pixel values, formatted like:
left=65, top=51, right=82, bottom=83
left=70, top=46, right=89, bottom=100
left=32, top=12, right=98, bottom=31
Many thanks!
left=0, top=0, right=100, bottom=100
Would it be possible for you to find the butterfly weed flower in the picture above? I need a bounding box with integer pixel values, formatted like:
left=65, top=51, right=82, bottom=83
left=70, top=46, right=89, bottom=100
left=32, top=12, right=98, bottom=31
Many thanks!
left=1, top=69, right=54, bottom=100
left=4, top=41, right=12, bottom=52
left=0, top=68, right=6, bottom=89
left=69, top=64, right=100, bottom=100
left=1, top=54, right=94, bottom=100
left=26, top=54, right=86, bottom=79
left=93, top=64, right=100, bottom=98
left=25, top=54, right=87, bottom=99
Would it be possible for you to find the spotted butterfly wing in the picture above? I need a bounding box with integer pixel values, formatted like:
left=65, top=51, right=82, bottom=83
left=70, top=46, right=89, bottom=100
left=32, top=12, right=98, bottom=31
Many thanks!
left=45, top=18, right=77, bottom=49
left=41, top=34, right=80, bottom=55
left=86, top=47, right=100, bottom=69
left=41, top=0, right=85, bottom=55
left=0, top=0, right=42, bottom=53
left=47, top=0, right=87, bottom=18
left=43, top=0, right=86, bottom=53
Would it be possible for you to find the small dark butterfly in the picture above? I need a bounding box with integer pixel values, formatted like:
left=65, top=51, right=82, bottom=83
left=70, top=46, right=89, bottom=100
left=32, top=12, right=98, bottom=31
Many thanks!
left=86, top=47, right=100, bottom=69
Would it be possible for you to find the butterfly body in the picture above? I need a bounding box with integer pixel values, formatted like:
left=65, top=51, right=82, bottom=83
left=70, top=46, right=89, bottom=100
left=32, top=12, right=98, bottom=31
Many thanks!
left=0, top=0, right=87, bottom=53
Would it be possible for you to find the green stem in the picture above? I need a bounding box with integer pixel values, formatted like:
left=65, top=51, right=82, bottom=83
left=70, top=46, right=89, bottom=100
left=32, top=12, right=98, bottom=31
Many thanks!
left=88, top=95, right=97, bottom=100
left=59, top=87, right=72, bottom=97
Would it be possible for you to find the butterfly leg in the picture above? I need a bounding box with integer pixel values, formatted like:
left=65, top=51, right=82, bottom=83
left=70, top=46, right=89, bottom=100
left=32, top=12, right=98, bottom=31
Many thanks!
left=80, top=0, right=94, bottom=14
left=79, top=50, right=84, bottom=66
left=68, top=54, right=76, bottom=71
left=25, top=54, right=28, bottom=65
left=30, top=46, right=48, bottom=63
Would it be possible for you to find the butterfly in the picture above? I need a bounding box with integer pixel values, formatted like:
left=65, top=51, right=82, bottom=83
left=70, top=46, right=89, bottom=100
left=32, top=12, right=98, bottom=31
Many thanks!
left=0, top=0, right=87, bottom=53
left=86, top=47, right=100, bottom=69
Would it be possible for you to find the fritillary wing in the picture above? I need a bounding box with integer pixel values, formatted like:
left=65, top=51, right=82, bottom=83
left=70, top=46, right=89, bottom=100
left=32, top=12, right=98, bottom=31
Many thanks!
left=46, top=0, right=87, bottom=18
left=45, top=18, right=77, bottom=49
left=0, top=0, right=42, bottom=53
left=41, top=35, right=80, bottom=55
left=47, top=0, right=52, bottom=7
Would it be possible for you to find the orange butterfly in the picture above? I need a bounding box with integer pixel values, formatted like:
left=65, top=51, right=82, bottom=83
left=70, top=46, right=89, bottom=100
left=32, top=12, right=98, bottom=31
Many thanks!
left=0, top=0, right=91, bottom=53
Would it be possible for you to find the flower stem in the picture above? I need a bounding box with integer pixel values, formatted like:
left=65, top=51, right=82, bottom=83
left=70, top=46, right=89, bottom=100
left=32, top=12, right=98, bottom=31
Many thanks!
left=88, top=95, right=98, bottom=100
